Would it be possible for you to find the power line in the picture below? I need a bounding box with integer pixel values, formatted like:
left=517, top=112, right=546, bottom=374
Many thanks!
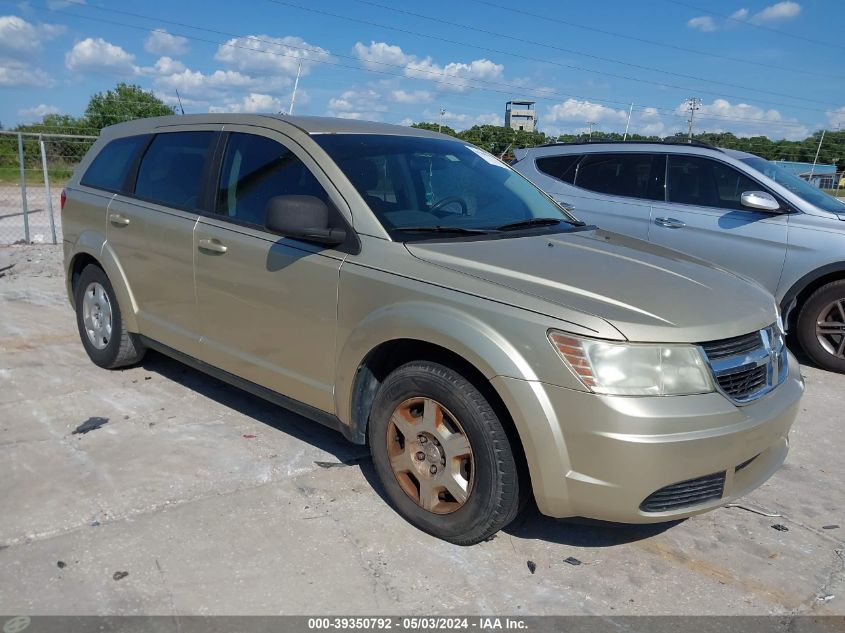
left=662, top=0, right=845, bottom=51
left=464, top=0, right=845, bottom=81
left=350, top=0, right=840, bottom=108
left=263, top=0, right=837, bottom=114
left=34, top=0, right=839, bottom=122
left=23, top=2, right=831, bottom=133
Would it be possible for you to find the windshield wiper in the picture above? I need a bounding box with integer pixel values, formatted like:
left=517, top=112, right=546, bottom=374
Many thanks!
left=495, top=217, right=563, bottom=231
left=393, top=226, right=492, bottom=235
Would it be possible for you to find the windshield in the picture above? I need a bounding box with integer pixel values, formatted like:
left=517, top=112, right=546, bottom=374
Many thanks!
left=741, top=156, right=845, bottom=214
left=313, top=134, right=580, bottom=238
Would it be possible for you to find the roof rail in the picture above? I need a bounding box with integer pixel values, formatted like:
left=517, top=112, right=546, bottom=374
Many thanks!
left=533, top=138, right=722, bottom=152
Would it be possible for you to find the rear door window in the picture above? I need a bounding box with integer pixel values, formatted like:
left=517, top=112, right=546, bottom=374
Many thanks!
left=575, top=153, right=665, bottom=201
left=667, top=155, right=762, bottom=210
left=535, top=154, right=581, bottom=184
left=134, top=131, right=215, bottom=210
left=80, top=135, right=148, bottom=193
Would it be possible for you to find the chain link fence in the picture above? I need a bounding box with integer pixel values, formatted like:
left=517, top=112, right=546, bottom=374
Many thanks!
left=0, top=131, right=97, bottom=245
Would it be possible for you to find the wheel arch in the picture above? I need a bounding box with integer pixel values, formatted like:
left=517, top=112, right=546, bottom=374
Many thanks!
left=781, top=262, right=845, bottom=331
left=67, top=234, right=139, bottom=332
left=346, top=337, right=532, bottom=492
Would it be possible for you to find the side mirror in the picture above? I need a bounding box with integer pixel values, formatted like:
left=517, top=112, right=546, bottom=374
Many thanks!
left=741, top=191, right=782, bottom=213
left=265, top=195, right=346, bottom=246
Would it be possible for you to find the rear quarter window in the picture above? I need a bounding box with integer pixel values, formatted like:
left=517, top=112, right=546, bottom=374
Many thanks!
left=535, top=154, right=581, bottom=184
left=80, top=135, right=148, bottom=193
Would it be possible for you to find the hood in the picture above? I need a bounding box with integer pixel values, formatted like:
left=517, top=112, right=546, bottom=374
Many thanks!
left=406, top=229, right=777, bottom=343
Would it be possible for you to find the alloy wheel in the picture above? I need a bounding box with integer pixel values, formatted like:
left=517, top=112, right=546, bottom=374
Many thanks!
left=386, top=397, right=474, bottom=514
left=816, top=298, right=845, bottom=360
left=81, top=281, right=113, bottom=350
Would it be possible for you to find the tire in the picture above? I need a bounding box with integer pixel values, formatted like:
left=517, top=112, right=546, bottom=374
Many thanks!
left=73, top=264, right=146, bottom=369
left=368, top=361, right=523, bottom=545
left=796, top=280, right=845, bottom=373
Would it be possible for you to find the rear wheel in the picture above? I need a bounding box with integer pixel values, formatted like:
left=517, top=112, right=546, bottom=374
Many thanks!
left=797, top=280, right=845, bottom=373
left=74, top=264, right=146, bottom=369
left=368, top=361, right=523, bottom=545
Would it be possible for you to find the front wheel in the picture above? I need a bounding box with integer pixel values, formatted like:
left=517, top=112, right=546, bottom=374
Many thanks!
left=796, top=280, right=845, bottom=373
left=368, top=361, right=524, bottom=545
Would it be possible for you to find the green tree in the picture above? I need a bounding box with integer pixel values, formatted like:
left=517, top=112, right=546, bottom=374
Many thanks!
left=84, top=83, right=175, bottom=132
left=412, top=121, right=458, bottom=137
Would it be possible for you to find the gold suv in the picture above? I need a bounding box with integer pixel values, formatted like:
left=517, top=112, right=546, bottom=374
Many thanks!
left=62, top=115, right=803, bottom=544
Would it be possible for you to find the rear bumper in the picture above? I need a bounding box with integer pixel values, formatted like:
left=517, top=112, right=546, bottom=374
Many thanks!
left=493, top=352, right=803, bottom=522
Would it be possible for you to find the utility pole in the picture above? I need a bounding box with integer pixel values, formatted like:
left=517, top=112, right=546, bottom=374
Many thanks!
left=438, top=107, right=446, bottom=133
left=587, top=121, right=596, bottom=140
left=685, top=97, right=701, bottom=142
left=288, top=59, right=303, bottom=115
left=808, top=128, right=826, bottom=184
left=623, top=103, right=633, bottom=141
left=175, top=89, right=185, bottom=115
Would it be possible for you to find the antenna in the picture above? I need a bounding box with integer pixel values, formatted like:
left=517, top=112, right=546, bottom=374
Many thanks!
left=289, top=59, right=303, bottom=115
left=438, top=107, right=446, bottom=133
left=175, top=89, right=185, bottom=115
left=623, top=102, right=633, bottom=141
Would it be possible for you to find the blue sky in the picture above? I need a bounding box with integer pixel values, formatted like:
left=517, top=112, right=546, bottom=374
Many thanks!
left=1, top=0, right=843, bottom=141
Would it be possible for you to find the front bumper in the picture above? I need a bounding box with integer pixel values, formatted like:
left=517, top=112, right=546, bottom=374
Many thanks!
left=492, top=352, right=803, bottom=523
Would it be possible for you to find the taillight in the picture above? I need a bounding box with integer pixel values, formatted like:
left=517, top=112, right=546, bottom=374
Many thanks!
left=60, top=188, right=67, bottom=211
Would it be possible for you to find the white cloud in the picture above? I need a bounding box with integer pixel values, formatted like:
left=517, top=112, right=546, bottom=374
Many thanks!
left=354, top=41, right=413, bottom=70
left=751, top=1, right=801, bottom=23
left=209, top=92, right=287, bottom=114
left=0, top=59, right=53, bottom=87
left=47, top=0, right=84, bottom=8
left=687, top=16, right=717, bottom=32
left=354, top=41, right=504, bottom=92
left=676, top=98, right=809, bottom=140
left=150, top=56, right=185, bottom=75
left=406, top=57, right=503, bottom=92
left=0, top=15, right=64, bottom=56
left=391, top=89, right=432, bottom=104
left=327, top=87, right=388, bottom=120
left=827, top=107, right=845, bottom=128
left=17, top=103, right=60, bottom=120
left=215, top=35, right=330, bottom=76
left=65, top=37, right=137, bottom=75
left=144, top=29, right=188, bottom=56
left=546, top=99, right=628, bottom=125
left=691, top=2, right=800, bottom=31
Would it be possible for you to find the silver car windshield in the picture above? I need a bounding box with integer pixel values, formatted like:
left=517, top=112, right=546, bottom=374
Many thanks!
left=314, top=134, right=580, bottom=238
left=741, top=156, right=845, bottom=214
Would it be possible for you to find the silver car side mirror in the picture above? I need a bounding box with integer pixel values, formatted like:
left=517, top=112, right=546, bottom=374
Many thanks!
left=741, top=191, right=782, bottom=213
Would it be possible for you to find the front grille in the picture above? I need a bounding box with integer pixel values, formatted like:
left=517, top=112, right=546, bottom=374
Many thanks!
left=716, top=364, right=768, bottom=399
left=701, top=331, right=761, bottom=360
left=699, top=325, right=787, bottom=404
left=640, top=471, right=726, bottom=513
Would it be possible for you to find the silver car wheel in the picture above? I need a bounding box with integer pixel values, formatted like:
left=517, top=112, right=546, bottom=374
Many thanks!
left=81, top=282, right=113, bottom=350
left=816, top=298, right=845, bottom=359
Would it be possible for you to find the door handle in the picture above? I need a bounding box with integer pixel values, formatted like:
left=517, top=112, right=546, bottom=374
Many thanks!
left=655, top=217, right=686, bottom=229
left=198, top=238, right=228, bottom=254
left=109, top=213, right=130, bottom=226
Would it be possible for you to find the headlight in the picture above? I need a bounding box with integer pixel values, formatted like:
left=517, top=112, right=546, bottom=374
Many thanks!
left=548, top=331, right=714, bottom=396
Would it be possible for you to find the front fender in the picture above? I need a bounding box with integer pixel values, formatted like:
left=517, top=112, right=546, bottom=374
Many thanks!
left=335, top=301, right=543, bottom=426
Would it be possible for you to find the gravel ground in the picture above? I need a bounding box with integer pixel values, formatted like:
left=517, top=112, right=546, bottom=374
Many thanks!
left=0, top=244, right=843, bottom=616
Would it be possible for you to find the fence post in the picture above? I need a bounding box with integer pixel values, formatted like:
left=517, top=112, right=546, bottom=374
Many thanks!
left=17, top=132, right=30, bottom=244
left=39, top=134, right=58, bottom=245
